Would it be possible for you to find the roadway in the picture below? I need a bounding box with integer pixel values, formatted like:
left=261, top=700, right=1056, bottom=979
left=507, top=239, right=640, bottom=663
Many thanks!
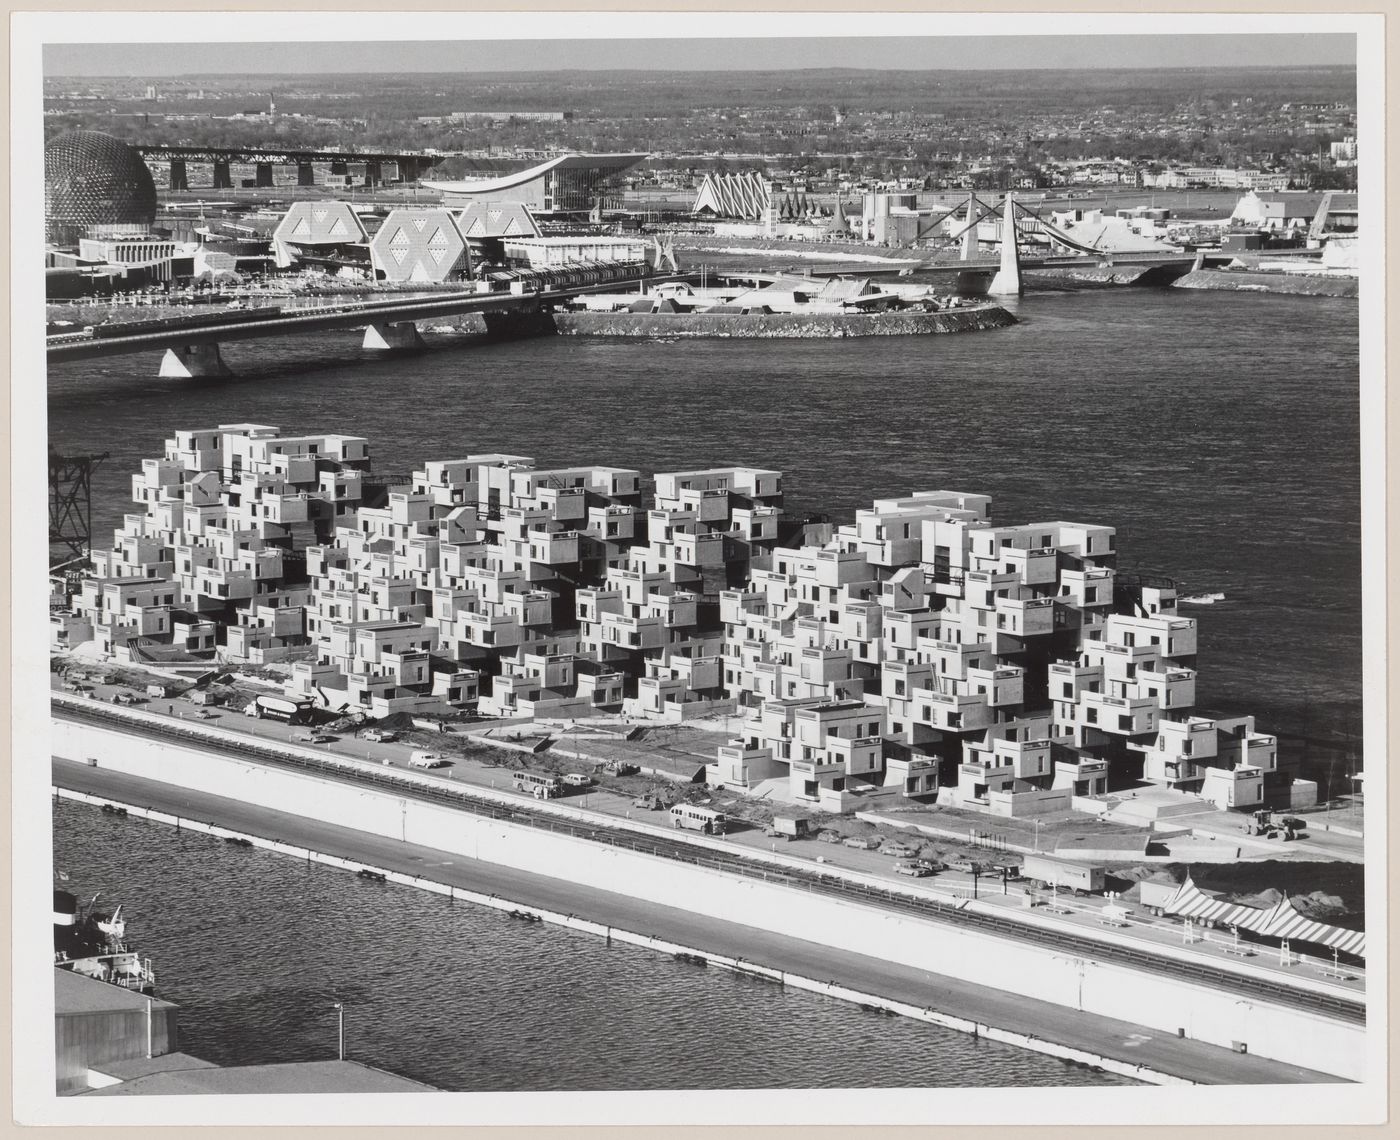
left=52, top=758, right=1344, bottom=1087
left=51, top=693, right=1365, bottom=1024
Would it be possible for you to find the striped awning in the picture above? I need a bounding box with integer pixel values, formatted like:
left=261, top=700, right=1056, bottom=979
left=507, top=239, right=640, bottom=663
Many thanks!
left=1256, top=899, right=1366, bottom=958
left=1161, top=878, right=1273, bottom=930
left=1163, top=878, right=1366, bottom=959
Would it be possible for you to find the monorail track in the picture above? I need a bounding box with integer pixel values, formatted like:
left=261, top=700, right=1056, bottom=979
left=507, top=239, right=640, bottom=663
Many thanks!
left=52, top=699, right=1366, bottom=1026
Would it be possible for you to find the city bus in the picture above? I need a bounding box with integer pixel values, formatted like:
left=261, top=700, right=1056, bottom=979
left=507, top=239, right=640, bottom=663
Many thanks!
left=669, top=804, right=727, bottom=835
left=513, top=771, right=564, bottom=799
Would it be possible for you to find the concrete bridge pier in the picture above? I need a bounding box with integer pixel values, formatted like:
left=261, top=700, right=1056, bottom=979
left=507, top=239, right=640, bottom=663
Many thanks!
left=159, top=344, right=233, bottom=379
left=168, top=158, right=188, bottom=192
left=212, top=160, right=233, bottom=190
left=364, top=161, right=382, bottom=187
left=255, top=162, right=274, bottom=188
left=297, top=161, right=316, bottom=187
left=987, top=192, right=1023, bottom=297
left=363, top=321, right=425, bottom=352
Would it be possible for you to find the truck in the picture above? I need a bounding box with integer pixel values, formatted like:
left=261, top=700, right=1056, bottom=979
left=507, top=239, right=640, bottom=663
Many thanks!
left=1020, top=853, right=1106, bottom=895
left=247, top=694, right=314, bottom=724
left=764, top=816, right=813, bottom=841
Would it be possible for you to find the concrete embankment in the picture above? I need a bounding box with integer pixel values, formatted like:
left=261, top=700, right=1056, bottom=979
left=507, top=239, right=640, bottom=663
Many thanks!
left=50, top=718, right=1363, bottom=1083
left=1171, top=269, right=1359, bottom=299
left=55, top=781, right=1188, bottom=1087
left=548, top=306, right=1017, bottom=338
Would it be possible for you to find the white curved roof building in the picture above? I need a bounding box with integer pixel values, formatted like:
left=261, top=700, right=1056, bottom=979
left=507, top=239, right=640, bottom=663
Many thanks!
left=424, top=153, right=647, bottom=212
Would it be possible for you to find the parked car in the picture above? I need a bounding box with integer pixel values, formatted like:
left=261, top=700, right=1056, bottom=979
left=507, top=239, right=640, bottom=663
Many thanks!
left=816, top=830, right=843, bottom=844
left=881, top=843, right=918, bottom=859
left=633, top=793, right=665, bottom=810
left=604, top=760, right=640, bottom=776
left=408, top=751, right=451, bottom=769
left=893, top=860, right=932, bottom=877
left=563, top=773, right=594, bottom=788
left=191, top=710, right=220, bottom=720
left=843, top=836, right=880, bottom=850
left=362, top=729, right=398, bottom=743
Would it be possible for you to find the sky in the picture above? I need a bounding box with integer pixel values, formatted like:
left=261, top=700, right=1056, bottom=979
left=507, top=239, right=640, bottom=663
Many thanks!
left=43, top=34, right=1357, bottom=77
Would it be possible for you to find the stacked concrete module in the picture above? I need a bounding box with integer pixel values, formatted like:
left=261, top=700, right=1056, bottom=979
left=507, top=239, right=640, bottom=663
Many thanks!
left=78, top=424, right=369, bottom=663
left=68, top=427, right=1290, bottom=816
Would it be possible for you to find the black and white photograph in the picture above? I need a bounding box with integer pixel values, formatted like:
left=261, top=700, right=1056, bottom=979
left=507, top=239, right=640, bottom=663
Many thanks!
left=11, top=10, right=1388, bottom=1130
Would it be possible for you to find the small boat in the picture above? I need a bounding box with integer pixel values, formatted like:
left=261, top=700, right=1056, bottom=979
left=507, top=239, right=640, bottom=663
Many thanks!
left=223, top=836, right=253, bottom=848
left=1179, top=592, right=1226, bottom=605
left=356, top=869, right=387, bottom=883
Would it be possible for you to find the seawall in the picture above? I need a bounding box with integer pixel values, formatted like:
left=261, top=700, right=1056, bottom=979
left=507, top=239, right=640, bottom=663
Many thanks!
left=1171, top=269, right=1358, bottom=299
left=54, top=785, right=1185, bottom=1087
left=51, top=718, right=1366, bottom=1082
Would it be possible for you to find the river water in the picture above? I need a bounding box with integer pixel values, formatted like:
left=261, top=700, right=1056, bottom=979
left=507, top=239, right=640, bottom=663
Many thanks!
left=52, top=797, right=1134, bottom=1090
left=46, top=284, right=1361, bottom=1088
left=48, top=286, right=1363, bottom=743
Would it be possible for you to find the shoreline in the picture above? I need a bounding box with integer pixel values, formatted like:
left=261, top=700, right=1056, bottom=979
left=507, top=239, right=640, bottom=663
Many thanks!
left=51, top=756, right=1349, bottom=1087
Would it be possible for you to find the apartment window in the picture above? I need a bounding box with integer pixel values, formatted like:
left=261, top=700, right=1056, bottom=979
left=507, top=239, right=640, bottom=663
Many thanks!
left=948, top=713, right=962, bottom=728
left=977, top=685, right=987, bottom=695
left=1182, top=740, right=1193, bottom=756
left=894, top=679, right=906, bottom=696
left=1000, top=539, right=1012, bottom=549
left=892, top=722, right=903, bottom=734
left=1118, top=714, right=1134, bottom=731
left=1086, top=707, right=1098, bottom=724
left=1123, top=632, right=1136, bottom=647
left=1085, top=586, right=1098, bottom=603
left=868, top=722, right=880, bottom=736
left=922, top=706, right=931, bottom=720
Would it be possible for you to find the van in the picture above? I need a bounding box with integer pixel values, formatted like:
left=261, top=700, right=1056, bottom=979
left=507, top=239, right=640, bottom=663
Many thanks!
left=563, top=773, right=594, bottom=788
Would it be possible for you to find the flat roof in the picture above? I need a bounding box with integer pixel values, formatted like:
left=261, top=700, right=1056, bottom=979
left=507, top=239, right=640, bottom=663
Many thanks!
left=55, top=969, right=178, bottom=1016
left=80, top=1059, right=435, bottom=1095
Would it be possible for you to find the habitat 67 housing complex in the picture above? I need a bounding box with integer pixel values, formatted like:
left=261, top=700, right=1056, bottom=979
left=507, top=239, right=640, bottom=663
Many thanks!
left=54, top=423, right=1307, bottom=821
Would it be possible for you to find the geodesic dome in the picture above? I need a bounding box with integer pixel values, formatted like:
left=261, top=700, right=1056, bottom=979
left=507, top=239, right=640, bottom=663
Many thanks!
left=45, top=131, right=158, bottom=245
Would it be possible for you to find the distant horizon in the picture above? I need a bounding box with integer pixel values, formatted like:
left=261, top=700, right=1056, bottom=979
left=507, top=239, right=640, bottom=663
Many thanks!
left=48, top=63, right=1359, bottom=83
left=43, top=34, right=1357, bottom=78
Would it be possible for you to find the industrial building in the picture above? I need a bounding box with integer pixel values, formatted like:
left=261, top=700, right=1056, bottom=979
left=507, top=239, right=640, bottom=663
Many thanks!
left=62, top=425, right=1308, bottom=819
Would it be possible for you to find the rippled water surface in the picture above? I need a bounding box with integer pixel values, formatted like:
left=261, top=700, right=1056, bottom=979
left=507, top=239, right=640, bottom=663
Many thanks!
left=48, top=287, right=1363, bottom=739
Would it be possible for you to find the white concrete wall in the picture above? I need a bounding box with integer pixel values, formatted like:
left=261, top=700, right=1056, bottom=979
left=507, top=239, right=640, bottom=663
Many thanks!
left=53, top=719, right=1365, bottom=1080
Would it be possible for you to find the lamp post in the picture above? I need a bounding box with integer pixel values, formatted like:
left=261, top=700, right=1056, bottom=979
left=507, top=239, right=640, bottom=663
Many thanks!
left=333, top=1002, right=345, bottom=1061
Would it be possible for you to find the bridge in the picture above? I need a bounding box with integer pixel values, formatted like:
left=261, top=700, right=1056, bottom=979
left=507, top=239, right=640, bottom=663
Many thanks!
left=46, top=277, right=660, bottom=377
left=132, top=144, right=449, bottom=190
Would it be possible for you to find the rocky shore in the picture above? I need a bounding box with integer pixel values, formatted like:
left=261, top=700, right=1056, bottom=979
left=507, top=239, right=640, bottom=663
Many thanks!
left=1172, top=269, right=1358, bottom=299
left=549, top=305, right=1017, bottom=338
